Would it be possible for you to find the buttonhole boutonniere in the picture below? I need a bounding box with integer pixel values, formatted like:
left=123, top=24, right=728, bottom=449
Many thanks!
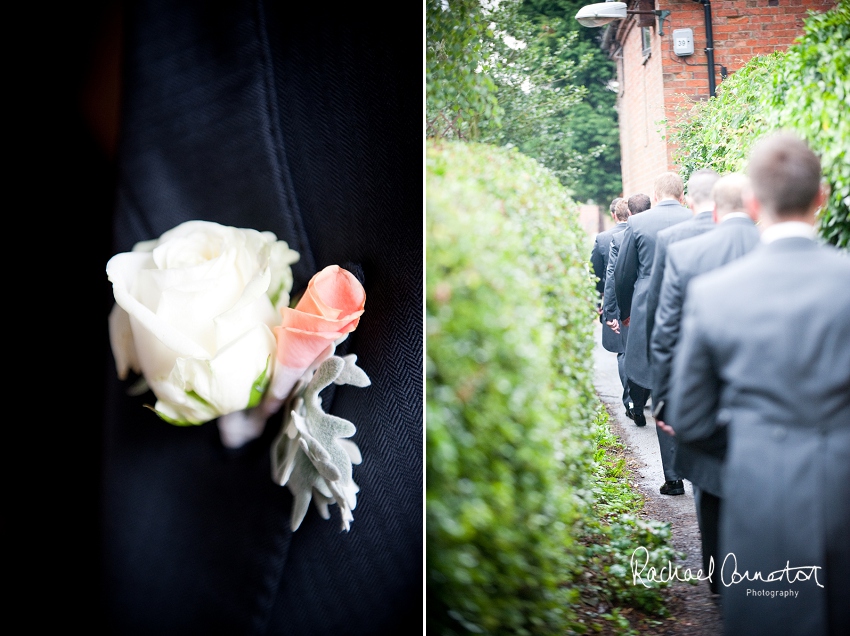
left=106, top=220, right=370, bottom=531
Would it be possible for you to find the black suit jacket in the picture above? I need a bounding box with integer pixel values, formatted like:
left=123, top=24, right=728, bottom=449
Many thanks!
left=591, top=222, right=628, bottom=352
left=99, top=2, right=422, bottom=634
left=613, top=199, right=692, bottom=387
left=590, top=222, right=627, bottom=300
left=602, top=230, right=626, bottom=324
left=601, top=229, right=630, bottom=352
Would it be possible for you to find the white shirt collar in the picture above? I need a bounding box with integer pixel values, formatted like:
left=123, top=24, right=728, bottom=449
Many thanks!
left=760, top=221, right=816, bottom=243
left=719, top=212, right=751, bottom=223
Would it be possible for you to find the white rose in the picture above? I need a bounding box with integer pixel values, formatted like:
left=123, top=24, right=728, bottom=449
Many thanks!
left=106, top=220, right=300, bottom=425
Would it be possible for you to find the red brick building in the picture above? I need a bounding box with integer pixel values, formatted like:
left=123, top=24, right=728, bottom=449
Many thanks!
left=601, top=0, right=836, bottom=198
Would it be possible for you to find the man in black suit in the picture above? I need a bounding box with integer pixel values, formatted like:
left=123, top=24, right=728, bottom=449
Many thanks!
left=651, top=172, right=759, bottom=594
left=98, top=2, right=423, bottom=634
left=669, top=133, right=850, bottom=635
left=603, top=194, right=651, bottom=420
left=591, top=198, right=630, bottom=415
left=613, top=173, right=691, bottom=458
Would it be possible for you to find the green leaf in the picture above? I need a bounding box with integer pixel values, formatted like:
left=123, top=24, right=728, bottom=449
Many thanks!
left=247, top=356, right=272, bottom=408
left=143, top=404, right=197, bottom=427
left=671, top=2, right=849, bottom=248
left=185, top=390, right=213, bottom=409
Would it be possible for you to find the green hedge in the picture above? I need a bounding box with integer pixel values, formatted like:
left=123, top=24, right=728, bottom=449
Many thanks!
left=426, top=140, right=600, bottom=634
left=672, top=2, right=849, bottom=247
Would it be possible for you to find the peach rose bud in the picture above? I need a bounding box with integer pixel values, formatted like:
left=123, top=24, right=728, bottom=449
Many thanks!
left=268, top=265, right=365, bottom=402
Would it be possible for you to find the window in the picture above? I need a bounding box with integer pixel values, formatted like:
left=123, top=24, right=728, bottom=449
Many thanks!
left=641, top=26, right=652, bottom=59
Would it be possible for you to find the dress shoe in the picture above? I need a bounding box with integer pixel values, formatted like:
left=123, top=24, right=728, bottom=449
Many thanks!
left=625, top=407, right=635, bottom=421
left=660, top=480, right=685, bottom=496
left=632, top=409, right=646, bottom=427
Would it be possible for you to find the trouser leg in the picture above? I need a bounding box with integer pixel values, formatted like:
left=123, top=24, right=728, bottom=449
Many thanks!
left=627, top=380, right=649, bottom=411
left=656, top=419, right=680, bottom=481
left=617, top=351, right=631, bottom=409
left=694, top=487, right=721, bottom=594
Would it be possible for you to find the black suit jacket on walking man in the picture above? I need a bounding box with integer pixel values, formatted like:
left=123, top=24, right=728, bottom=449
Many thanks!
left=613, top=199, right=692, bottom=389
left=602, top=226, right=632, bottom=411
left=602, top=229, right=628, bottom=333
left=591, top=221, right=628, bottom=353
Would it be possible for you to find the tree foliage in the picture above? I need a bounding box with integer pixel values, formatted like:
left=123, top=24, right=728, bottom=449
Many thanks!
left=426, top=0, right=503, bottom=140
left=671, top=2, right=849, bottom=247
left=426, top=0, right=623, bottom=206
left=494, top=0, right=623, bottom=206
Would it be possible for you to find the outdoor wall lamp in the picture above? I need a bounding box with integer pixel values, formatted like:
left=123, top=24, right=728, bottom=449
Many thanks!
left=575, top=0, right=716, bottom=97
left=575, top=2, right=672, bottom=36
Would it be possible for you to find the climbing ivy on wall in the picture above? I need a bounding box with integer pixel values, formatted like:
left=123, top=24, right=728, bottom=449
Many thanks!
left=672, top=2, right=849, bottom=247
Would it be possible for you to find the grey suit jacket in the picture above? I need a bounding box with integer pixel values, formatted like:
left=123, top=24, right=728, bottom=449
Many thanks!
left=644, top=210, right=716, bottom=355
left=650, top=216, right=760, bottom=496
left=590, top=223, right=626, bottom=298
left=602, top=229, right=626, bottom=326
left=669, top=237, right=850, bottom=636
left=613, top=199, right=692, bottom=387
left=592, top=222, right=628, bottom=352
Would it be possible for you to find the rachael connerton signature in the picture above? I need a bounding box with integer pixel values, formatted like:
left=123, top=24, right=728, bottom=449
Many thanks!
left=630, top=546, right=713, bottom=588
left=630, top=548, right=825, bottom=589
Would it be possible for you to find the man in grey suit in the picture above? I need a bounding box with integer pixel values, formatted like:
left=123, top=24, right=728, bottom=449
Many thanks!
left=590, top=197, right=625, bottom=316
left=604, top=194, right=651, bottom=420
left=613, top=172, right=691, bottom=478
left=591, top=198, right=630, bottom=415
left=591, top=198, right=624, bottom=287
left=639, top=169, right=720, bottom=496
left=644, top=169, right=720, bottom=353
left=651, top=173, right=760, bottom=594
left=669, top=133, right=850, bottom=636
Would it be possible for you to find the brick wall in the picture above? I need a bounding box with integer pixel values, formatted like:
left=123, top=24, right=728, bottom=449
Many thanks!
left=615, top=9, right=669, bottom=201
left=612, top=0, right=835, bottom=197
left=578, top=203, right=605, bottom=236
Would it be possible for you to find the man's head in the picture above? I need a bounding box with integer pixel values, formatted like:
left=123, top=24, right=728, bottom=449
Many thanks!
left=614, top=199, right=630, bottom=222
left=609, top=197, right=624, bottom=220
left=746, top=132, right=825, bottom=223
left=711, top=173, right=751, bottom=221
left=627, top=193, right=651, bottom=215
left=685, top=169, right=721, bottom=212
left=653, top=172, right=685, bottom=204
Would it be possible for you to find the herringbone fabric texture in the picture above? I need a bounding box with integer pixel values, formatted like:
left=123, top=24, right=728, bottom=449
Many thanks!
left=102, top=1, right=422, bottom=634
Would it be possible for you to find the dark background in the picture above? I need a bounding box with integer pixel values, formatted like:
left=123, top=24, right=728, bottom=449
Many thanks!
left=34, top=0, right=121, bottom=622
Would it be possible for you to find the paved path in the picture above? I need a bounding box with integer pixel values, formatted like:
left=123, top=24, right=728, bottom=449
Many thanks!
left=592, top=321, right=722, bottom=635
